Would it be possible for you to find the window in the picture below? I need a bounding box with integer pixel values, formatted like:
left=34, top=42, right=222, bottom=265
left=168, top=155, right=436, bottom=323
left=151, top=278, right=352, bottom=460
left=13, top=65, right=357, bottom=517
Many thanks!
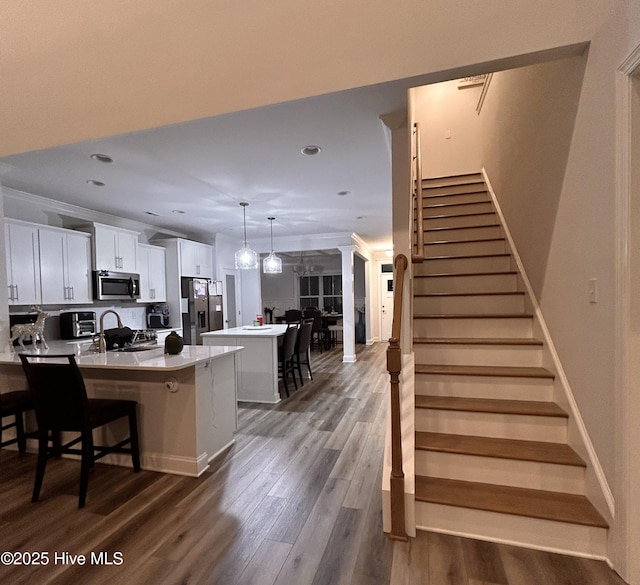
left=299, top=275, right=320, bottom=309
left=299, top=274, right=342, bottom=312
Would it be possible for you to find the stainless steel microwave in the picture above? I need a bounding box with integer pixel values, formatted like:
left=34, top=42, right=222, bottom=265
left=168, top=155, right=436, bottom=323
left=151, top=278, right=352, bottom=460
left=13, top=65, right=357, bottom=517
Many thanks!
left=93, top=270, right=141, bottom=301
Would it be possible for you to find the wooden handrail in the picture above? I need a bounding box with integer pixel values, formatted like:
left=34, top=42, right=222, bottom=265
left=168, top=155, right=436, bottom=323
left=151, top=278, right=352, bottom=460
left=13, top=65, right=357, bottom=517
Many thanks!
left=386, top=253, right=409, bottom=541
left=413, top=123, right=424, bottom=262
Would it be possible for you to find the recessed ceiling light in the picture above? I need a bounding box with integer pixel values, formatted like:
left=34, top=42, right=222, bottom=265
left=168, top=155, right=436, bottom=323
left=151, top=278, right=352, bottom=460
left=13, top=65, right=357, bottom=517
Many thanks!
left=357, top=216, right=364, bottom=220
left=90, top=154, right=114, bottom=163
left=301, top=145, right=321, bottom=156
left=172, top=209, right=186, bottom=214
left=145, top=211, right=160, bottom=217
left=337, top=190, right=351, bottom=196
left=86, top=179, right=105, bottom=186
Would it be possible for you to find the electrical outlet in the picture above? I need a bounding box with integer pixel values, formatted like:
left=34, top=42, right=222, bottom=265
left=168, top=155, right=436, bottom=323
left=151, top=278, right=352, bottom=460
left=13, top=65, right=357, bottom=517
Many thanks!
left=588, top=278, right=598, bottom=303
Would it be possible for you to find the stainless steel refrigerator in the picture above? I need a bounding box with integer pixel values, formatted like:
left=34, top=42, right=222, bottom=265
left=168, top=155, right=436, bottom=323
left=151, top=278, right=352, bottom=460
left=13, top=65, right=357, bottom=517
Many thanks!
left=181, top=278, right=224, bottom=344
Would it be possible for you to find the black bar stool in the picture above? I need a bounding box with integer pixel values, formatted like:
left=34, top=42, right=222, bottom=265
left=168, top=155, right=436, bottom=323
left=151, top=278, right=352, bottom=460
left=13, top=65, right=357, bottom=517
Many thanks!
left=20, top=354, right=141, bottom=508
left=0, top=390, right=34, bottom=454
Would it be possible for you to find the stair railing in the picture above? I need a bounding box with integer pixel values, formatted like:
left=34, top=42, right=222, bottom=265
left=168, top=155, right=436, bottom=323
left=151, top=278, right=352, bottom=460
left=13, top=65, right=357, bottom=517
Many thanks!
left=412, top=123, right=424, bottom=262
left=386, top=252, right=409, bottom=541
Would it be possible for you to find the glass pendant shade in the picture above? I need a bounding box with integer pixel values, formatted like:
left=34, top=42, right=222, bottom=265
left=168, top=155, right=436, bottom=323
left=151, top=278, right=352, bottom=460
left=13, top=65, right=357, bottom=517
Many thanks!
left=263, top=251, right=282, bottom=273
left=235, top=202, right=258, bottom=270
left=262, top=216, right=282, bottom=274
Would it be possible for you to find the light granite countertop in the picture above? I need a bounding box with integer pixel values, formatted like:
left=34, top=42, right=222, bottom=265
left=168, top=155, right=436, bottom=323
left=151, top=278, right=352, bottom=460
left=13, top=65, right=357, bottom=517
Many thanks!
left=0, top=340, right=243, bottom=372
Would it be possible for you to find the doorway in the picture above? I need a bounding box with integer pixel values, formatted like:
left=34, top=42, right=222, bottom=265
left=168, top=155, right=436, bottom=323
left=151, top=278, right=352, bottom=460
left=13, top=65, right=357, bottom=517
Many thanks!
left=380, top=263, right=394, bottom=341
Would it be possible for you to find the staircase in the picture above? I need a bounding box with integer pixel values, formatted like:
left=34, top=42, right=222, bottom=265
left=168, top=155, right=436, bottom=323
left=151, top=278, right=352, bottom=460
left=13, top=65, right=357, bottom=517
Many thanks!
left=412, top=173, right=608, bottom=557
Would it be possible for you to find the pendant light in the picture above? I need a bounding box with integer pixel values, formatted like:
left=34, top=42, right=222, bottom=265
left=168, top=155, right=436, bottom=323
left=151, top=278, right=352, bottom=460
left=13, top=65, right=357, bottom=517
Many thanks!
left=235, top=202, right=258, bottom=270
left=263, top=217, right=282, bottom=274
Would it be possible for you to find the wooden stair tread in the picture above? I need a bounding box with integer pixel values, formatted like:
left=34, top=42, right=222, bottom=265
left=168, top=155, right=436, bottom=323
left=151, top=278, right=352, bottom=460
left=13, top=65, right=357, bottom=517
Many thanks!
left=415, top=476, right=608, bottom=528
left=423, top=237, right=506, bottom=246
left=414, top=291, right=525, bottom=297
left=414, top=337, right=543, bottom=346
left=424, top=223, right=501, bottom=233
left=414, top=313, right=532, bottom=320
left=423, top=188, right=487, bottom=197
left=424, top=253, right=511, bottom=261
left=415, top=363, right=554, bottom=378
left=424, top=200, right=492, bottom=210
left=425, top=211, right=496, bottom=220
left=414, top=270, right=517, bottom=278
left=415, top=432, right=585, bottom=466
left=415, top=395, right=566, bottom=417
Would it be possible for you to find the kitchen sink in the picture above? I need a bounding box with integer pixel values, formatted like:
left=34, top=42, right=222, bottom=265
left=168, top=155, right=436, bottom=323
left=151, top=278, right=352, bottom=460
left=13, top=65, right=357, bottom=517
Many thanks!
left=113, top=345, right=160, bottom=353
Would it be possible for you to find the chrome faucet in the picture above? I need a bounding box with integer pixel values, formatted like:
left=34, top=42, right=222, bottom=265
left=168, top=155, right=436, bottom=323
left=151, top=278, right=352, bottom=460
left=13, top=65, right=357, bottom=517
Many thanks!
left=98, top=309, right=124, bottom=353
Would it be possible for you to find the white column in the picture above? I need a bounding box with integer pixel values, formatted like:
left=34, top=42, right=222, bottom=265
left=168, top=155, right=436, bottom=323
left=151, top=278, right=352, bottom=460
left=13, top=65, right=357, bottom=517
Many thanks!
left=339, top=245, right=356, bottom=363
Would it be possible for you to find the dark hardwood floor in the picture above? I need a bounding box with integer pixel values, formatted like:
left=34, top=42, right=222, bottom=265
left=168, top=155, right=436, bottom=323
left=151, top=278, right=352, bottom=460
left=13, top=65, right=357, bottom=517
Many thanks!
left=0, top=343, right=628, bottom=584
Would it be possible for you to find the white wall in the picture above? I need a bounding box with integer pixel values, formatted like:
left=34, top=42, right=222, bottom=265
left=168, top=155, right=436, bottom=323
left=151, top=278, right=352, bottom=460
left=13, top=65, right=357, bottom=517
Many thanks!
left=413, top=79, right=483, bottom=177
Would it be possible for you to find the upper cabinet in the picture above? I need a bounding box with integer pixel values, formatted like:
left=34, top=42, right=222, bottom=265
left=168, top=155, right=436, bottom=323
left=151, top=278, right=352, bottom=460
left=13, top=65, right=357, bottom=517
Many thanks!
left=179, top=239, right=213, bottom=278
left=5, top=220, right=92, bottom=306
left=5, top=220, right=41, bottom=306
left=83, top=223, right=139, bottom=272
left=137, top=243, right=167, bottom=303
left=39, top=227, right=92, bottom=305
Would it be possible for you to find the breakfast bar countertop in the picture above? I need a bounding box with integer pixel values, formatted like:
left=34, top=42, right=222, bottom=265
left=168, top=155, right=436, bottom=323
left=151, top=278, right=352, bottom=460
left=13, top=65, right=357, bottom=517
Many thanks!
left=0, top=342, right=243, bottom=372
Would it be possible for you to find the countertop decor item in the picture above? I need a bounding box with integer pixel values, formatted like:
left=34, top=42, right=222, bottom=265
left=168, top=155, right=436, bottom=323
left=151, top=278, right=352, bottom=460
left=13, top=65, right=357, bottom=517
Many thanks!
left=164, top=331, right=184, bottom=354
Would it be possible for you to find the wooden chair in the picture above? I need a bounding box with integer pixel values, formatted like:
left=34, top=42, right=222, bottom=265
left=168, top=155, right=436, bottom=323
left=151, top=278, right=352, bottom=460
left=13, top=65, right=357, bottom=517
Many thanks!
left=19, top=354, right=141, bottom=508
left=278, top=325, right=299, bottom=397
left=0, top=390, right=33, bottom=454
left=304, top=309, right=329, bottom=353
left=293, top=319, right=314, bottom=386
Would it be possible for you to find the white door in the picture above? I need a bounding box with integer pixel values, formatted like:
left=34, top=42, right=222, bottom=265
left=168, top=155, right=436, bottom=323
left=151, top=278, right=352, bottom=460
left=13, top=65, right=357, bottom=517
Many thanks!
left=380, top=266, right=394, bottom=341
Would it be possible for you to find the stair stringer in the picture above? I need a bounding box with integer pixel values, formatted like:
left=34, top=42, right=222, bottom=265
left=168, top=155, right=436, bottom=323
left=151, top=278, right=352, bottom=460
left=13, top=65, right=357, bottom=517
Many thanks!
left=482, top=167, right=615, bottom=528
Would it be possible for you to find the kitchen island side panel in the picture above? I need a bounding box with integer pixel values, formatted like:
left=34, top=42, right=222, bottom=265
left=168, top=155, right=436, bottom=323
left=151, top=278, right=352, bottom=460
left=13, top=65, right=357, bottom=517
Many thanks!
left=203, top=333, right=280, bottom=404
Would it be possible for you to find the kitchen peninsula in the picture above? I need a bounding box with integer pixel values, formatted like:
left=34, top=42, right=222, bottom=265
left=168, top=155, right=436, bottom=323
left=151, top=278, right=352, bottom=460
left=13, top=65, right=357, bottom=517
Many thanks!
left=0, top=343, right=242, bottom=477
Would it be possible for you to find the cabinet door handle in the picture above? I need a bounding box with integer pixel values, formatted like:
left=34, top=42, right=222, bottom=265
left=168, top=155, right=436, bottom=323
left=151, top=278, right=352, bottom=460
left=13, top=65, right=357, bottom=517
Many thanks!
left=196, top=264, right=200, bottom=275
left=8, top=284, right=14, bottom=301
left=14, top=284, right=19, bottom=302
left=69, top=286, right=74, bottom=300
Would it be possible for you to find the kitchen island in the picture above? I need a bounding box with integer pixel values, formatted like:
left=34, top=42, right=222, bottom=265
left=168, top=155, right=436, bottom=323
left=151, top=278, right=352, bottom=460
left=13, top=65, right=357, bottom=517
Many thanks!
left=202, top=324, right=288, bottom=403
left=0, top=342, right=243, bottom=477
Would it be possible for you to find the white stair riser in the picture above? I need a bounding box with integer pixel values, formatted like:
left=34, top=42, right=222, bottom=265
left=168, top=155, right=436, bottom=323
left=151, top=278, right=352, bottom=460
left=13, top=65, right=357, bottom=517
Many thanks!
left=424, top=183, right=486, bottom=197
left=414, top=273, right=518, bottom=294
left=414, top=504, right=608, bottom=559
left=425, top=213, right=497, bottom=229
left=424, top=240, right=507, bottom=256
left=414, top=293, right=525, bottom=314
left=414, top=317, right=533, bottom=338
left=422, top=175, right=484, bottom=189
left=424, top=225, right=502, bottom=243
left=424, top=201, right=494, bottom=217
left=415, top=374, right=554, bottom=401
left=415, top=450, right=585, bottom=494
left=417, top=255, right=513, bottom=274
left=414, top=344, right=543, bottom=367
left=415, top=409, right=568, bottom=442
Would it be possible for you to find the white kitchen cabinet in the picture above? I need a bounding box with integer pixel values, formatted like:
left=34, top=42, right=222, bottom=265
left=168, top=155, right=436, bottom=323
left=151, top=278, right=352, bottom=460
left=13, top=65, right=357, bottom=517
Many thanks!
left=39, top=227, right=92, bottom=304
left=180, top=239, right=213, bottom=278
left=137, top=243, right=167, bottom=303
left=5, top=220, right=41, bottom=306
left=91, top=223, right=139, bottom=272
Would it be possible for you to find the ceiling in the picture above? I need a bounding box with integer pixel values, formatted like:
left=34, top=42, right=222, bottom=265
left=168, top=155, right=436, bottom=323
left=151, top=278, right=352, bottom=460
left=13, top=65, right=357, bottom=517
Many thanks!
left=0, top=81, right=410, bottom=252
